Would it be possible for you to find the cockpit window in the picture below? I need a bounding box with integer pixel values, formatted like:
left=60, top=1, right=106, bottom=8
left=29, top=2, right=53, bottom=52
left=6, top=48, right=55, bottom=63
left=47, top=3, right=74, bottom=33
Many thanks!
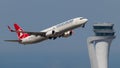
left=80, top=17, right=84, bottom=20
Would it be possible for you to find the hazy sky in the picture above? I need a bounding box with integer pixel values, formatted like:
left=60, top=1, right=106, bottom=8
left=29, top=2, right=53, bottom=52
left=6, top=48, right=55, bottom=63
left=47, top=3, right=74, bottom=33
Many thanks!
left=0, top=0, right=120, bottom=68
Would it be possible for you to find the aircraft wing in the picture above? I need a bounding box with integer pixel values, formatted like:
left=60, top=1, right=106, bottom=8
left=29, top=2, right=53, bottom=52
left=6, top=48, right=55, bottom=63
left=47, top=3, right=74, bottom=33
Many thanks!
left=8, top=26, right=46, bottom=36
left=20, top=31, right=46, bottom=36
left=12, top=30, right=46, bottom=36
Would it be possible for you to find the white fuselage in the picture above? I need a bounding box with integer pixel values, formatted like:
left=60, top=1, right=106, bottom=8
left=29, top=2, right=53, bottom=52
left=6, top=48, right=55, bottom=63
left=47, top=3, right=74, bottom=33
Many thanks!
left=20, top=17, right=88, bottom=44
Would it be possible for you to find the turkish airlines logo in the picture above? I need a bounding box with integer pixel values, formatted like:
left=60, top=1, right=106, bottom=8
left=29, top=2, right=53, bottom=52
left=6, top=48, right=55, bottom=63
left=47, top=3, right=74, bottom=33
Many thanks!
left=18, top=29, right=23, bottom=37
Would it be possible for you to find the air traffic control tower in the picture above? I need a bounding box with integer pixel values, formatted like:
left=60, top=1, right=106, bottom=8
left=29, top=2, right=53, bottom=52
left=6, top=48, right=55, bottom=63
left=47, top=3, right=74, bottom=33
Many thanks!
left=87, top=23, right=115, bottom=68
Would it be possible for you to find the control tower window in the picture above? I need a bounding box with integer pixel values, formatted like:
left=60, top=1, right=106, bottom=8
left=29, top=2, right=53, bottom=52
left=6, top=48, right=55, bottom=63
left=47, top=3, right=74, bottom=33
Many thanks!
left=94, top=26, right=113, bottom=29
left=96, top=33, right=114, bottom=36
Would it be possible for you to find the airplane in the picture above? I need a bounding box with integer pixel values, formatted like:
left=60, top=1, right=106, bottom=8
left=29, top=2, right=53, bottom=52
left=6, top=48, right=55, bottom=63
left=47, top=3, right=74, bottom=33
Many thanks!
left=5, top=17, right=88, bottom=45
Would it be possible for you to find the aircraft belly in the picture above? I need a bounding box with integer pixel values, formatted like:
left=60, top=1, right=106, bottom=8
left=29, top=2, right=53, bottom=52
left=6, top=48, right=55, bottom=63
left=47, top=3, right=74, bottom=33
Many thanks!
left=21, top=36, right=47, bottom=44
left=32, top=36, right=47, bottom=44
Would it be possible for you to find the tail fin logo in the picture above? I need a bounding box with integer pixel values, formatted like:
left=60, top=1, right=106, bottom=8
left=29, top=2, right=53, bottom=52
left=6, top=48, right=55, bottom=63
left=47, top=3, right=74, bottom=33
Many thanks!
left=14, top=23, right=30, bottom=40
left=18, top=29, right=23, bottom=37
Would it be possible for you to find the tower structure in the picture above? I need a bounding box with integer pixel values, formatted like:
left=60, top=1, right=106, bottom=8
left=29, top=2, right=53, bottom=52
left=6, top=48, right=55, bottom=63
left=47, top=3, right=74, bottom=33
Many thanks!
left=87, top=23, right=115, bottom=68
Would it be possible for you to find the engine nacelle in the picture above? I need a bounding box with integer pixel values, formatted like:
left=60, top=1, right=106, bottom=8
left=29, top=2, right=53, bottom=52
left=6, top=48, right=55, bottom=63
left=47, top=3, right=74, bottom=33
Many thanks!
left=46, top=30, right=55, bottom=36
left=62, top=30, right=73, bottom=38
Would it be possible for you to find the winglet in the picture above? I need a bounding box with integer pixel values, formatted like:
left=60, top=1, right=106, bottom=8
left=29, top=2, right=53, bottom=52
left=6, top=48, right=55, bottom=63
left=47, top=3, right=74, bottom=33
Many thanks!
left=8, top=26, right=15, bottom=32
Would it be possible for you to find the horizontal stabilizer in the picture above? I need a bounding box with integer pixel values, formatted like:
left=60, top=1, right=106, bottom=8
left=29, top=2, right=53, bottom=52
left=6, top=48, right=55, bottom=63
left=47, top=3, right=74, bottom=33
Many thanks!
left=8, top=26, right=16, bottom=32
left=4, top=40, right=20, bottom=42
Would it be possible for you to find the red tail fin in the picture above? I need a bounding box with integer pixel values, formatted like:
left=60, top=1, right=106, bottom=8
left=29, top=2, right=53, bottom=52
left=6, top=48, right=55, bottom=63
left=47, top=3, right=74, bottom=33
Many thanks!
left=14, top=23, right=30, bottom=40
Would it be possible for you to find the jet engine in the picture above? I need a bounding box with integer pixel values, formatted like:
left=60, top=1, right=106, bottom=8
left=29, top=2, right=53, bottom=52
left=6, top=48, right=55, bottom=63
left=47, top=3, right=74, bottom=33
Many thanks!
left=62, top=30, right=73, bottom=38
left=46, top=30, right=55, bottom=36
